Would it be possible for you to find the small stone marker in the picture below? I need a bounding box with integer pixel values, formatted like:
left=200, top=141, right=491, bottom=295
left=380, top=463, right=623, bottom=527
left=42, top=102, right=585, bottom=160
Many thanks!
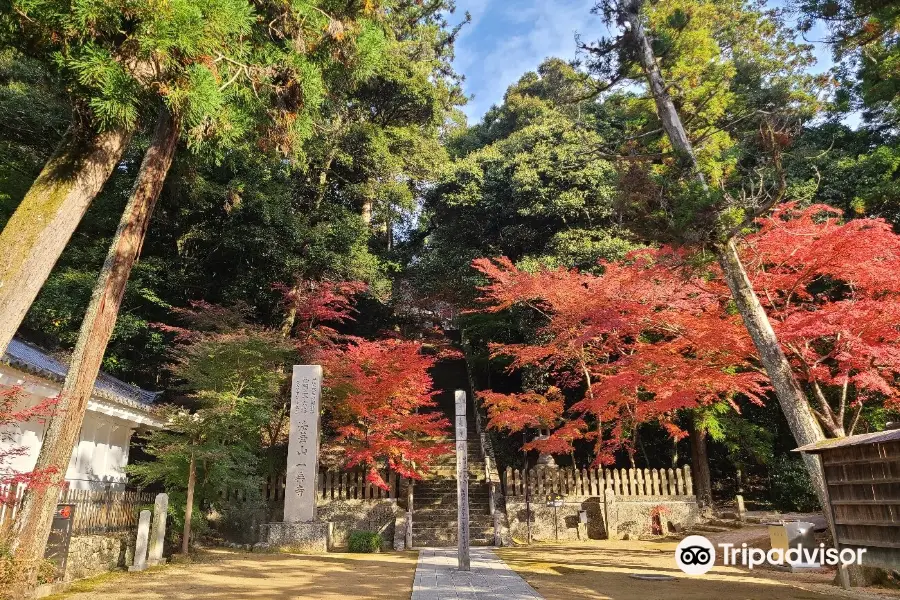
left=455, top=390, right=470, bottom=571
left=285, top=365, right=323, bottom=523
left=735, top=494, right=746, bottom=521
left=129, top=510, right=152, bottom=572
left=147, top=493, right=169, bottom=566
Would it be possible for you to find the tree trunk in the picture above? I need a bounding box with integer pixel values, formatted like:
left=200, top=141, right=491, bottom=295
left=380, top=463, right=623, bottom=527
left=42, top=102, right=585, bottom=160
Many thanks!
left=715, top=239, right=828, bottom=502
left=623, top=0, right=829, bottom=510
left=362, top=197, right=373, bottom=226
left=9, top=110, right=177, bottom=590
left=0, top=124, right=132, bottom=356
left=689, top=413, right=713, bottom=509
left=183, top=450, right=197, bottom=555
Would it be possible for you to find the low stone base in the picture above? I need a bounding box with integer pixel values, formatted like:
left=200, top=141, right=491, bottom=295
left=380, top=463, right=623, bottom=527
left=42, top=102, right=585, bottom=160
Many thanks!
left=262, top=521, right=331, bottom=553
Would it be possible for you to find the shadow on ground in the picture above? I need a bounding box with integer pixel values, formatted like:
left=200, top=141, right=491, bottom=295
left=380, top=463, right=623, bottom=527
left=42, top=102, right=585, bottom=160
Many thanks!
left=56, top=549, right=418, bottom=600
left=497, top=542, right=862, bottom=600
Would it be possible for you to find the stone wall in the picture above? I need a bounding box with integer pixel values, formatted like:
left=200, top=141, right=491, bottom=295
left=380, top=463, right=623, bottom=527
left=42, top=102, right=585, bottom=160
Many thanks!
left=316, top=499, right=400, bottom=550
left=63, top=533, right=135, bottom=582
left=611, top=496, right=699, bottom=538
left=504, top=493, right=699, bottom=543
left=506, top=498, right=606, bottom=543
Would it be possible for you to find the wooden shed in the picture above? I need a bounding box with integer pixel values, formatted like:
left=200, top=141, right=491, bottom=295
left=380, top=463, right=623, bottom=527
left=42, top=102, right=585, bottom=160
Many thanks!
left=795, top=428, right=900, bottom=571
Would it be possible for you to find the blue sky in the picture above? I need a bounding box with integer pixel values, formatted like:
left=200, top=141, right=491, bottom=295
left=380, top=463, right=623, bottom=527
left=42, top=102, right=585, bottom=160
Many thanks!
left=450, top=0, right=837, bottom=124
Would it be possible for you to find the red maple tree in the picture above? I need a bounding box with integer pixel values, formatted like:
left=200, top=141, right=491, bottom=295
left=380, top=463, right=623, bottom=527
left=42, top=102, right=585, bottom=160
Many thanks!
left=275, top=279, right=368, bottom=347
left=472, top=251, right=767, bottom=464
left=471, top=203, right=900, bottom=464
left=318, top=337, right=450, bottom=488
left=742, top=203, right=900, bottom=436
left=0, top=387, right=58, bottom=502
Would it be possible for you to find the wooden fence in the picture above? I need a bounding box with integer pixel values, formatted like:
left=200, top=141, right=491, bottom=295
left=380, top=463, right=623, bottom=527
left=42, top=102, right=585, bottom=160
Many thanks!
left=251, top=470, right=412, bottom=503
left=1, top=483, right=155, bottom=535
left=502, top=465, right=694, bottom=498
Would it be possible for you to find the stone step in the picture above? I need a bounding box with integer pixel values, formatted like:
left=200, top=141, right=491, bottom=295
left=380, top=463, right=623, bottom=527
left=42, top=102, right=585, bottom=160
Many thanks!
left=705, top=518, right=744, bottom=529
left=689, top=524, right=733, bottom=533
left=415, top=506, right=492, bottom=515
left=413, top=519, right=494, bottom=529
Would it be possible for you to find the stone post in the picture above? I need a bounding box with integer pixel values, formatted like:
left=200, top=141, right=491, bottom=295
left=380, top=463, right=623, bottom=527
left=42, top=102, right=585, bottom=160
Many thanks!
left=129, top=510, right=152, bottom=572
left=405, top=478, right=414, bottom=549
left=455, top=390, right=470, bottom=571
left=604, top=488, right=618, bottom=540
left=147, top=493, right=169, bottom=566
left=735, top=494, right=746, bottom=521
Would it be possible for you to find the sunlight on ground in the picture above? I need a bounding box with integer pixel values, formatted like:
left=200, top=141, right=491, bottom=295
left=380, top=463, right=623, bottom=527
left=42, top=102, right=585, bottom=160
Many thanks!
left=498, top=541, right=844, bottom=600
left=53, top=549, right=418, bottom=600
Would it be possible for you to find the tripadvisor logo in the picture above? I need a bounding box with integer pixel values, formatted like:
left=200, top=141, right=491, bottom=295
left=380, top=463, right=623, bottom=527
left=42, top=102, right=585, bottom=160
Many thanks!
left=675, top=535, right=868, bottom=575
left=676, top=535, right=716, bottom=575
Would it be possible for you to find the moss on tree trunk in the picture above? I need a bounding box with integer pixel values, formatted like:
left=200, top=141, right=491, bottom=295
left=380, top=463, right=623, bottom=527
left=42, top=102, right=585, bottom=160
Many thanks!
left=9, top=110, right=178, bottom=594
left=0, top=124, right=131, bottom=357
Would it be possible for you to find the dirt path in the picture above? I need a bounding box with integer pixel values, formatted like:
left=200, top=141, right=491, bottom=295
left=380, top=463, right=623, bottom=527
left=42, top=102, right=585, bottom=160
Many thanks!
left=497, top=541, right=900, bottom=600
left=51, top=549, right=418, bottom=600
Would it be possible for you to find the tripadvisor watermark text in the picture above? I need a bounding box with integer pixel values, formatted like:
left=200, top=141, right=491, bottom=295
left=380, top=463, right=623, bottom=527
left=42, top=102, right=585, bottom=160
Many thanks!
left=675, top=535, right=867, bottom=575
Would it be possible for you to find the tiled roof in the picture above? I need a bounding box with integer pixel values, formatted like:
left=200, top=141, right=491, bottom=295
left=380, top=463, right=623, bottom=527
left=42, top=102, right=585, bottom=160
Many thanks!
left=2, top=338, right=160, bottom=410
left=794, top=428, right=900, bottom=453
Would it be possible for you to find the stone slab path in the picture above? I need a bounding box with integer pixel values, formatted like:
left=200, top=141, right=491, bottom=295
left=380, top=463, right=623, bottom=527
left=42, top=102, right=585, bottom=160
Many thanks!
left=411, top=547, right=543, bottom=600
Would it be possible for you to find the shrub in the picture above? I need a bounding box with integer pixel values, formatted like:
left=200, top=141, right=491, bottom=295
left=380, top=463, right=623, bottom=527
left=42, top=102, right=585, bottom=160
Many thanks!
left=347, top=531, right=382, bottom=553
left=769, top=455, right=820, bottom=512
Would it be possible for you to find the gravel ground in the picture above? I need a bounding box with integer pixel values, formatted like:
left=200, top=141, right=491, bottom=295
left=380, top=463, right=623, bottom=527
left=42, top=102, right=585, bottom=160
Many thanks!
left=497, top=541, right=900, bottom=600
left=51, top=548, right=419, bottom=600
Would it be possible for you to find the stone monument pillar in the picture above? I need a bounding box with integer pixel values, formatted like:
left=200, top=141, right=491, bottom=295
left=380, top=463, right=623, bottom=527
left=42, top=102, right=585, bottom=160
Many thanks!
left=147, top=493, right=169, bottom=566
left=285, top=365, right=323, bottom=523
left=455, top=390, right=471, bottom=571
left=129, top=510, right=152, bottom=572
left=264, top=365, right=330, bottom=552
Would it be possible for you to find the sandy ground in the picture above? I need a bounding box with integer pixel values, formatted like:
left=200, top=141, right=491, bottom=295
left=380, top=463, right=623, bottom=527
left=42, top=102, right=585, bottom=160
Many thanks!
left=51, top=548, right=418, bottom=600
left=497, top=541, right=900, bottom=600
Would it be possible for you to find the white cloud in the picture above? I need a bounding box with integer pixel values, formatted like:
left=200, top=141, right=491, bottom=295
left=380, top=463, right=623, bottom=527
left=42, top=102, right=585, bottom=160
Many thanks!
left=452, top=0, right=609, bottom=121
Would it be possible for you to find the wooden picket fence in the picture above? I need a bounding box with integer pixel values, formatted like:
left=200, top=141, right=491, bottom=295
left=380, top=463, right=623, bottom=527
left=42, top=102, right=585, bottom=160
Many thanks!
left=502, top=465, right=694, bottom=498
left=1, top=483, right=154, bottom=535
left=252, top=470, right=411, bottom=503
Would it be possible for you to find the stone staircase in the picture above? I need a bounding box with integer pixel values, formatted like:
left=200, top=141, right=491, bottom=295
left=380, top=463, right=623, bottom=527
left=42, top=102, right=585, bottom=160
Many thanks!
left=411, top=356, right=495, bottom=547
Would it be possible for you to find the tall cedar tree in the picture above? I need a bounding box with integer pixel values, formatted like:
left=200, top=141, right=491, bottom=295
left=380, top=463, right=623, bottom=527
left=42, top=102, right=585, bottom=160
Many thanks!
left=9, top=4, right=391, bottom=587
left=319, top=338, right=450, bottom=489
left=0, top=0, right=254, bottom=355
left=583, top=0, right=832, bottom=507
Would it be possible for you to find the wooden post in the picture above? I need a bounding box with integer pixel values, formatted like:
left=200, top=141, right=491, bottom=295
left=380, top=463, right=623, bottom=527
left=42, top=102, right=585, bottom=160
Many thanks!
left=455, top=390, right=470, bottom=571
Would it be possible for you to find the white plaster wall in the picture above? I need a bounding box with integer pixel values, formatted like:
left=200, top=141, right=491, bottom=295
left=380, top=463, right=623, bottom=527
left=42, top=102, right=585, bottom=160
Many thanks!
left=0, top=364, right=147, bottom=490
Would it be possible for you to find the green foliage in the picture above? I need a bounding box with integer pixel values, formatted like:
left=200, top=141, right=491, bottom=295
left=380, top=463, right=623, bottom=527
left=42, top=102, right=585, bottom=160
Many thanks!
left=700, top=403, right=775, bottom=471
left=412, top=59, right=638, bottom=304
left=0, top=50, right=68, bottom=226
left=769, top=455, right=821, bottom=512
left=128, top=322, right=296, bottom=529
left=788, top=123, right=900, bottom=225
left=798, top=0, right=900, bottom=125
left=347, top=531, right=382, bottom=553
left=586, top=0, right=821, bottom=245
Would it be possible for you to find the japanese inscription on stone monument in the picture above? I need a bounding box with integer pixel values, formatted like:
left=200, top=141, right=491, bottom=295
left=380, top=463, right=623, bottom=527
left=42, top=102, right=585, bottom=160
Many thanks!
left=285, top=365, right=322, bottom=522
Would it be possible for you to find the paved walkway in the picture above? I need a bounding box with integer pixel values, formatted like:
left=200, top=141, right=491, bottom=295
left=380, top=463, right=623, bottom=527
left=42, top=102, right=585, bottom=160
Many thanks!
left=411, top=547, right=543, bottom=600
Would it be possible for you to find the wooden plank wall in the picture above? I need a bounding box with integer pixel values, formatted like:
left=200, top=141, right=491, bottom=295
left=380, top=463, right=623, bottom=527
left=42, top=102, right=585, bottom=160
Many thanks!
left=0, top=484, right=154, bottom=536
left=251, top=470, right=408, bottom=503
left=822, top=441, right=900, bottom=550
left=502, top=465, right=694, bottom=498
